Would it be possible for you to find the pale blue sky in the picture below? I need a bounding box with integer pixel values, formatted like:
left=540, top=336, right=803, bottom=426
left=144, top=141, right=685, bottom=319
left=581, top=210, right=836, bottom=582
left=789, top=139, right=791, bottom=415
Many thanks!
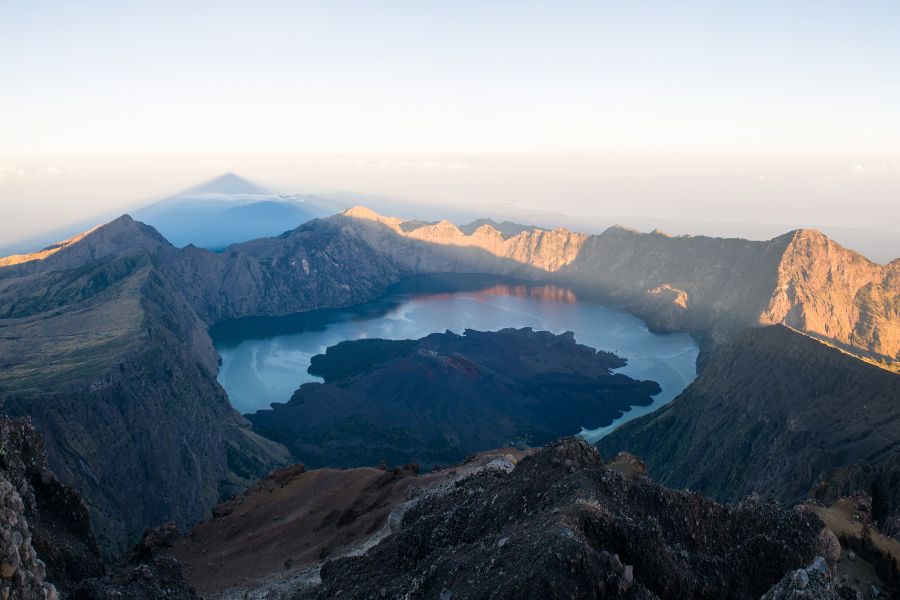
left=2, top=1, right=900, bottom=155
left=1, top=2, right=899, bottom=251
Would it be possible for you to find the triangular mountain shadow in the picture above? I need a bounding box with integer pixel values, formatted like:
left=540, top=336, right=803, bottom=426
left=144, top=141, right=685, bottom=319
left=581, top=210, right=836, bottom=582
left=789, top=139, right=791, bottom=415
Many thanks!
left=131, top=173, right=332, bottom=249
left=177, top=172, right=272, bottom=197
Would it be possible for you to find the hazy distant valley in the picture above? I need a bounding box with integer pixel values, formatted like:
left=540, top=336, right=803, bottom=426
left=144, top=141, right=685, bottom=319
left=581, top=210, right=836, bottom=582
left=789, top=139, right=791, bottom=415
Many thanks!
left=1, top=179, right=898, bottom=599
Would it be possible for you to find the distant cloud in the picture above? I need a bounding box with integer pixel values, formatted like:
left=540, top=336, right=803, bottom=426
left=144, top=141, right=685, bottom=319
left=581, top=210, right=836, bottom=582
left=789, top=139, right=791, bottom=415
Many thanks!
left=0, top=165, right=26, bottom=180
left=851, top=162, right=896, bottom=173
left=194, top=157, right=474, bottom=174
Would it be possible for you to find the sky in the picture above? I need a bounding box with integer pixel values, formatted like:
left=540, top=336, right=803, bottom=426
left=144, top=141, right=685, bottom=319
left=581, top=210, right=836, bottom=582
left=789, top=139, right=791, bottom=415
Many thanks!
left=1, top=1, right=899, bottom=247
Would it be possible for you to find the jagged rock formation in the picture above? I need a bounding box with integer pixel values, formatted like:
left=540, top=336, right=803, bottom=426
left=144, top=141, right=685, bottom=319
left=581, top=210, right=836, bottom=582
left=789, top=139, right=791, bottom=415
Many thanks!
left=0, top=416, right=103, bottom=593
left=0, top=217, right=290, bottom=558
left=248, top=328, right=660, bottom=468
left=600, top=325, right=900, bottom=535
left=762, top=557, right=839, bottom=600
left=458, top=218, right=536, bottom=238
left=306, top=438, right=827, bottom=599
left=0, top=415, right=197, bottom=599
left=74, top=524, right=198, bottom=600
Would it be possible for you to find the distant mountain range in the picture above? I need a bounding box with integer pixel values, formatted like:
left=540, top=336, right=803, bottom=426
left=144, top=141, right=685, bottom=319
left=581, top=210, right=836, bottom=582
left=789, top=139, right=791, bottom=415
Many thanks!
left=6, top=172, right=899, bottom=265
left=339, top=206, right=900, bottom=366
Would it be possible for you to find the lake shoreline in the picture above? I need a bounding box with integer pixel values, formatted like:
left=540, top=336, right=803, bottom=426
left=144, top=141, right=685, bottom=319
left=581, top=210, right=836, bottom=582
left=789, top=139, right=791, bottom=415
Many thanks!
left=212, top=273, right=699, bottom=439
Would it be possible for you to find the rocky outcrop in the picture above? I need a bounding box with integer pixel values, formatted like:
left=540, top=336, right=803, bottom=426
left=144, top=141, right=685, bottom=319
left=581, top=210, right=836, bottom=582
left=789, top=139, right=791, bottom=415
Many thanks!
left=307, top=438, right=826, bottom=599
left=248, top=328, right=660, bottom=469
left=0, top=475, right=58, bottom=600
left=171, top=450, right=526, bottom=599
left=74, top=524, right=198, bottom=600
left=806, top=494, right=900, bottom=597
left=600, top=325, right=900, bottom=533
left=762, top=557, right=839, bottom=600
left=0, top=416, right=103, bottom=593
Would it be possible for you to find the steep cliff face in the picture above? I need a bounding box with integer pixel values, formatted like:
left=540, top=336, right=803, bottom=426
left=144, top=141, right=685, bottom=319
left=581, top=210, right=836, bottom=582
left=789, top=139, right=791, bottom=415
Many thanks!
left=341, top=205, right=585, bottom=275
left=330, top=208, right=899, bottom=364
left=760, top=229, right=899, bottom=363
left=0, top=218, right=288, bottom=558
left=560, top=227, right=794, bottom=345
left=599, top=325, right=900, bottom=531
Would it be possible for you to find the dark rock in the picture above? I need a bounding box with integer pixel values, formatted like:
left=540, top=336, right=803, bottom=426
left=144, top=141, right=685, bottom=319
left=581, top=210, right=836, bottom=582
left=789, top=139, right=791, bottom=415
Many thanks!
left=0, top=474, right=59, bottom=600
left=762, top=556, right=840, bottom=599
left=250, top=328, right=660, bottom=469
left=309, top=438, right=823, bottom=600
left=0, top=416, right=102, bottom=593
left=73, top=525, right=197, bottom=600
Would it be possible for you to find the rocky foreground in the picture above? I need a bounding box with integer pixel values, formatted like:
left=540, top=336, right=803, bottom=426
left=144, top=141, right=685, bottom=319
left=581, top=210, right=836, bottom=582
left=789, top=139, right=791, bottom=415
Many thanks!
left=3, top=419, right=894, bottom=599
left=305, top=437, right=834, bottom=599
left=168, top=437, right=876, bottom=599
left=0, top=416, right=102, bottom=598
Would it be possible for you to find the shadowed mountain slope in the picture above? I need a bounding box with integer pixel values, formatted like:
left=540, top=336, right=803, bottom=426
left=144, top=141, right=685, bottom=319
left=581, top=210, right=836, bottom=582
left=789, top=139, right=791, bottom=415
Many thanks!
left=0, top=216, right=289, bottom=558
left=599, top=325, right=900, bottom=532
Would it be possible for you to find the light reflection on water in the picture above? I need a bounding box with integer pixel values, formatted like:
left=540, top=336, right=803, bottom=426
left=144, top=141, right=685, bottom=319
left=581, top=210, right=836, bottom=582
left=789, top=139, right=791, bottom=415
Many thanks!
left=213, top=275, right=698, bottom=441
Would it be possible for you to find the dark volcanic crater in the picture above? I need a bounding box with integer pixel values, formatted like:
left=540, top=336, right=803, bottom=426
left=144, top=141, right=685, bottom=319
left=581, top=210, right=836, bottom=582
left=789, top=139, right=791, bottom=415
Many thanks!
left=247, top=327, right=661, bottom=468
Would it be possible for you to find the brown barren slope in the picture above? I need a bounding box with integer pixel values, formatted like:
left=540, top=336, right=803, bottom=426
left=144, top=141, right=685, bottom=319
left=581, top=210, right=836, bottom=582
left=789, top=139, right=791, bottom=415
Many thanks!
left=174, top=465, right=429, bottom=596
left=173, top=449, right=527, bottom=597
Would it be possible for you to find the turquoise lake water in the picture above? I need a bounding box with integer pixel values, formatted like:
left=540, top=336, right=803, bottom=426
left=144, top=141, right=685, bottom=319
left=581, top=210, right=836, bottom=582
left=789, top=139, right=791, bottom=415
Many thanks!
left=212, top=274, right=698, bottom=441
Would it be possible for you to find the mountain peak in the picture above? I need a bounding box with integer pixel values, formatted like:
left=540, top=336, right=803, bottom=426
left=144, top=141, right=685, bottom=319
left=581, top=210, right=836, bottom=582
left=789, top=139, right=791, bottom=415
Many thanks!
left=0, top=215, right=168, bottom=270
left=341, top=206, right=405, bottom=230
left=602, top=224, right=641, bottom=236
